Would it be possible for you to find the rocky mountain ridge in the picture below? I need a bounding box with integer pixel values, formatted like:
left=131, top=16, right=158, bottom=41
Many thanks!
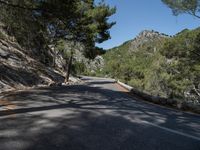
left=129, top=30, right=169, bottom=51
left=98, top=27, right=200, bottom=103
left=108, top=30, right=170, bottom=53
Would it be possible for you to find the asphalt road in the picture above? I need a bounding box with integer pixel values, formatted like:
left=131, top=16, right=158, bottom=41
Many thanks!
left=0, top=76, right=200, bottom=150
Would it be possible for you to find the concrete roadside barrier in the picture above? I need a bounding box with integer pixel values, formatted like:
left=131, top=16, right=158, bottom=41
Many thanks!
left=117, top=80, right=200, bottom=114
left=117, top=80, right=133, bottom=91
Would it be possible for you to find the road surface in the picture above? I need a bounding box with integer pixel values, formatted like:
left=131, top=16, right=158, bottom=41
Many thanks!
left=0, top=76, right=199, bottom=150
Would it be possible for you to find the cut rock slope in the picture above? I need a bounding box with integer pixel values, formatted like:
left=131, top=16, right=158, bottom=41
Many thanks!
left=0, top=39, right=65, bottom=93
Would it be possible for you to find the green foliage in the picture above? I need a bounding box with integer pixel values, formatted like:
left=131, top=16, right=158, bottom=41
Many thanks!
left=160, top=28, right=200, bottom=99
left=0, top=31, right=5, bottom=39
left=0, top=0, right=115, bottom=79
left=56, top=39, right=71, bottom=59
left=0, top=0, right=115, bottom=56
left=0, top=0, right=53, bottom=65
left=98, top=28, right=200, bottom=101
left=71, top=61, right=86, bottom=75
left=162, top=0, right=200, bottom=18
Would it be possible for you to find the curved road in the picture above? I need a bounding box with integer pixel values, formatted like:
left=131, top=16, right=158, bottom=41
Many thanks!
left=0, top=76, right=199, bottom=150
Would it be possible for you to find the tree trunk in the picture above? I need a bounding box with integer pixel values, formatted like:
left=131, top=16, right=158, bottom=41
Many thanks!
left=53, top=49, right=56, bottom=67
left=53, top=43, right=59, bottom=67
left=65, top=51, right=73, bottom=82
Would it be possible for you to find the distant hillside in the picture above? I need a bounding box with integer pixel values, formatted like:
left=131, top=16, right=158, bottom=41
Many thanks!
left=104, top=30, right=169, bottom=58
left=97, top=28, right=200, bottom=102
left=129, top=30, right=169, bottom=50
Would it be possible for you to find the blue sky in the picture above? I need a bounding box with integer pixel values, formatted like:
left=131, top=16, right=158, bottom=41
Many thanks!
left=96, top=0, right=200, bottom=49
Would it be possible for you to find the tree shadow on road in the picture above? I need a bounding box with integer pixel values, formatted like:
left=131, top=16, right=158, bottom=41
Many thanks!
left=0, top=84, right=200, bottom=150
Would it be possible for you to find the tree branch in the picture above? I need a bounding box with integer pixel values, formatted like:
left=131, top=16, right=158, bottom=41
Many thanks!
left=193, top=85, right=200, bottom=97
left=0, top=0, right=39, bottom=10
left=187, top=11, right=200, bottom=19
left=188, top=49, right=200, bottom=57
left=193, top=13, right=200, bottom=19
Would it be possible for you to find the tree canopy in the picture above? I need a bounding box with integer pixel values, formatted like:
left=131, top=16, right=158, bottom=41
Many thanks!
left=0, top=0, right=115, bottom=81
left=95, top=28, right=200, bottom=101
left=0, top=0, right=115, bottom=58
left=162, top=0, right=200, bottom=18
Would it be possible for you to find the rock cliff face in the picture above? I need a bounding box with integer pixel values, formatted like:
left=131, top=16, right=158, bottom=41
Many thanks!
left=129, top=30, right=169, bottom=50
left=50, top=41, right=105, bottom=75
left=73, top=49, right=104, bottom=73
left=0, top=29, right=104, bottom=93
left=0, top=38, right=65, bottom=93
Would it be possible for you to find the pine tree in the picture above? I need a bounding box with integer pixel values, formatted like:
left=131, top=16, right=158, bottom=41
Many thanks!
left=162, top=0, right=200, bottom=19
left=0, top=0, right=116, bottom=81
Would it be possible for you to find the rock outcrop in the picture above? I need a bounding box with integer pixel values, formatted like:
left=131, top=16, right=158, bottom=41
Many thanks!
left=0, top=38, right=65, bottom=93
left=0, top=29, right=103, bottom=93
left=129, top=30, right=169, bottom=50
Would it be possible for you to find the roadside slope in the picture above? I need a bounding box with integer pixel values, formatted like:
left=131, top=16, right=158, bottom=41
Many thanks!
left=0, top=38, right=65, bottom=93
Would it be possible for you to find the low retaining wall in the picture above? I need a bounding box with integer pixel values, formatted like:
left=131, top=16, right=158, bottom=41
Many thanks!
left=117, top=80, right=200, bottom=114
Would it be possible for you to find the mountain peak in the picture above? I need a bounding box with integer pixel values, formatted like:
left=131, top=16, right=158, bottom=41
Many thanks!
left=129, top=30, right=169, bottom=50
left=138, top=30, right=169, bottom=38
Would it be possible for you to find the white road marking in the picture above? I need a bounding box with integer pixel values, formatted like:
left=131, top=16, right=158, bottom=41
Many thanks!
left=141, top=120, right=200, bottom=141
left=124, top=115, right=200, bottom=141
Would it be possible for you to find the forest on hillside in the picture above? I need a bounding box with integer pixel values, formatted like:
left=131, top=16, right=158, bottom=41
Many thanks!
left=93, top=28, right=200, bottom=103
left=0, top=0, right=115, bottom=90
left=95, top=0, right=200, bottom=103
left=0, top=0, right=200, bottom=104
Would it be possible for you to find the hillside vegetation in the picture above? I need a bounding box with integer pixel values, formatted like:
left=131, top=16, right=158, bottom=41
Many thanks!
left=97, top=29, right=200, bottom=103
left=0, top=0, right=115, bottom=92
